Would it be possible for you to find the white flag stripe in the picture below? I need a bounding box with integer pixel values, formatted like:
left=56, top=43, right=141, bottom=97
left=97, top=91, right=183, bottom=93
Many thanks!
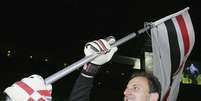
left=168, top=70, right=182, bottom=101
left=152, top=7, right=189, bottom=26
left=151, top=24, right=171, bottom=99
left=156, top=24, right=172, bottom=88
left=183, top=12, right=195, bottom=55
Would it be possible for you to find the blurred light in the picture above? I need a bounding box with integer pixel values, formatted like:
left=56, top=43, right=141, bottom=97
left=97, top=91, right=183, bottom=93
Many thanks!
left=7, top=53, right=11, bottom=57
left=44, top=58, right=48, bottom=62
left=121, top=73, right=125, bottom=76
left=145, top=52, right=153, bottom=73
left=105, top=70, right=110, bottom=74
left=7, top=50, right=11, bottom=57
left=64, top=63, right=67, bottom=67
left=97, top=82, right=102, bottom=87
left=112, top=55, right=141, bottom=69
left=29, top=56, right=33, bottom=59
left=7, top=50, right=11, bottom=54
left=133, top=59, right=141, bottom=70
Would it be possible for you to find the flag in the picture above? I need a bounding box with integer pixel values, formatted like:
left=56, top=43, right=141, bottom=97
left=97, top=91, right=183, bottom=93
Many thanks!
left=150, top=7, right=195, bottom=101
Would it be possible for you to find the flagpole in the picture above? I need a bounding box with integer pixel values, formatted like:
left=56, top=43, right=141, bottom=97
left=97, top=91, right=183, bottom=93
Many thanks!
left=152, top=7, right=189, bottom=26
left=45, top=26, right=151, bottom=84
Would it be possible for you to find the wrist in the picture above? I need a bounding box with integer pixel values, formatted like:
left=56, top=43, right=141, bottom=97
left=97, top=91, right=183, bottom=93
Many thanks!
left=81, top=63, right=101, bottom=78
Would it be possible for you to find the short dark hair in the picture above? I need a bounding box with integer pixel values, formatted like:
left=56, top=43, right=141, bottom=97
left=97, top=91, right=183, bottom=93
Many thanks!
left=130, top=72, right=161, bottom=100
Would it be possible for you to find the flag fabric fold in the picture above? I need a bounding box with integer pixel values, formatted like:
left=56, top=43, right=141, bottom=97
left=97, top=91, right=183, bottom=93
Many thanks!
left=150, top=7, right=195, bottom=101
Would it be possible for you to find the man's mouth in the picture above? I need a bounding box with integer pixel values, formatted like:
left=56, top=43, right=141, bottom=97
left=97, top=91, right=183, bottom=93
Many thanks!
left=126, top=100, right=134, bottom=101
left=124, top=97, right=134, bottom=101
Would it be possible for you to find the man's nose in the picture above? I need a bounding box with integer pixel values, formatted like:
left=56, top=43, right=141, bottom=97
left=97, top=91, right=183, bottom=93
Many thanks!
left=124, top=88, right=132, bottom=96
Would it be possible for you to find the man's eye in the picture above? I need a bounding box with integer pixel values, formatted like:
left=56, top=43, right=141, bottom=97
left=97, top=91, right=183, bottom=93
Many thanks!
left=133, top=86, right=139, bottom=90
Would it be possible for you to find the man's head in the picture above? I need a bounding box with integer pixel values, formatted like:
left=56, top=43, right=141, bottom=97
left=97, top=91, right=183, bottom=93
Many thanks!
left=124, top=72, right=161, bottom=101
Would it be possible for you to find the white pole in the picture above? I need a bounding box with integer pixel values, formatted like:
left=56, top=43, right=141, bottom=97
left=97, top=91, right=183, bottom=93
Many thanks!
left=45, top=26, right=150, bottom=84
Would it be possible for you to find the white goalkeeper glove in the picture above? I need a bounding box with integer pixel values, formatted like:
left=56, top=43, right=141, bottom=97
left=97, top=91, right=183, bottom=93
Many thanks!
left=82, top=36, right=118, bottom=78
left=84, top=36, right=118, bottom=65
left=4, top=74, right=52, bottom=101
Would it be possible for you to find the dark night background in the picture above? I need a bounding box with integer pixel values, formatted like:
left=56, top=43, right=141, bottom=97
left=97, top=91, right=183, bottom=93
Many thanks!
left=0, top=0, right=201, bottom=100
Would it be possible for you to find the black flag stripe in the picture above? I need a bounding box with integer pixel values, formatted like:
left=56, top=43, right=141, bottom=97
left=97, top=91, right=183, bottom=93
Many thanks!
left=164, top=19, right=181, bottom=77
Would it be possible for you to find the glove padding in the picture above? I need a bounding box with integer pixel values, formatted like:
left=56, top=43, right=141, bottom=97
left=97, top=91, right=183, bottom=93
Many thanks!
left=84, top=37, right=118, bottom=65
left=4, top=74, right=52, bottom=101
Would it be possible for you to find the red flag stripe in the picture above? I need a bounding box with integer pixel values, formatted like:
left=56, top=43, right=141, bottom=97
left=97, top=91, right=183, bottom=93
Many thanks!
left=38, top=98, right=46, bottom=101
left=176, top=15, right=190, bottom=56
left=16, top=81, right=34, bottom=95
left=38, top=90, right=51, bottom=96
left=162, top=87, right=171, bottom=101
left=28, top=98, right=35, bottom=101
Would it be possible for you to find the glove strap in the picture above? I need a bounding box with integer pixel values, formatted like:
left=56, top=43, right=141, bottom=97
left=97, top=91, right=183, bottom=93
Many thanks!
left=81, top=63, right=101, bottom=78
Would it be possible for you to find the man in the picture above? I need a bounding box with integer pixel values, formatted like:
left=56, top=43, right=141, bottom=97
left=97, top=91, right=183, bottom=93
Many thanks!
left=69, top=37, right=161, bottom=101
left=3, top=37, right=161, bottom=101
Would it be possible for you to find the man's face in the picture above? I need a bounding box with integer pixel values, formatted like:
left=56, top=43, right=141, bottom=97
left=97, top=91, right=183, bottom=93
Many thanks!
left=124, top=76, right=152, bottom=101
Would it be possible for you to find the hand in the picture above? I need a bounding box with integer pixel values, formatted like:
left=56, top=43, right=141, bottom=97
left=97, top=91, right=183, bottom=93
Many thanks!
left=81, top=36, right=118, bottom=78
left=4, top=74, right=52, bottom=101
left=84, top=36, right=118, bottom=65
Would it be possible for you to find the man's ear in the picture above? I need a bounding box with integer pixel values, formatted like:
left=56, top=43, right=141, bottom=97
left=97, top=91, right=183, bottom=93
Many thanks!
left=150, top=93, right=159, bottom=101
